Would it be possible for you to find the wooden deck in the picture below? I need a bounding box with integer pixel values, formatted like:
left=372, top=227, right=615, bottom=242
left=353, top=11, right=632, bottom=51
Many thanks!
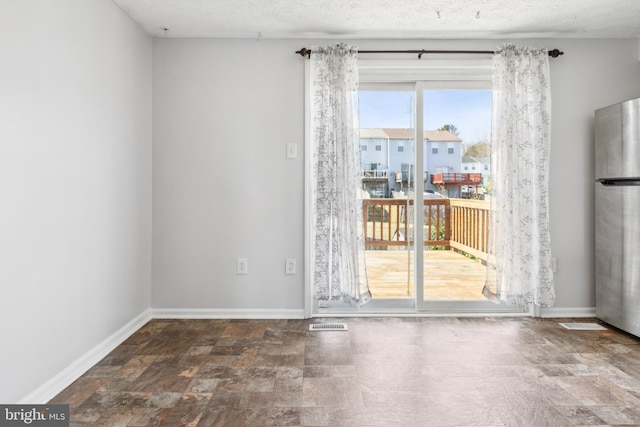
left=365, top=249, right=486, bottom=300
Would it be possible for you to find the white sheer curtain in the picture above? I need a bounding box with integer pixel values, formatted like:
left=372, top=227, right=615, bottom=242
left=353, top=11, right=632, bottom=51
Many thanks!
left=483, top=44, right=555, bottom=310
left=309, top=44, right=370, bottom=308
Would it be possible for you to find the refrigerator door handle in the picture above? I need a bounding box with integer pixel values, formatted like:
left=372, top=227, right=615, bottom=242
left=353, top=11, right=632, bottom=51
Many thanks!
left=597, top=178, right=640, bottom=186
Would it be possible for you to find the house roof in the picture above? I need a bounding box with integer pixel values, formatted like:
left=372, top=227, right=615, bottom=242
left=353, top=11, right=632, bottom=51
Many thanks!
left=462, top=156, right=491, bottom=164
left=360, top=128, right=462, bottom=142
left=359, top=129, right=388, bottom=139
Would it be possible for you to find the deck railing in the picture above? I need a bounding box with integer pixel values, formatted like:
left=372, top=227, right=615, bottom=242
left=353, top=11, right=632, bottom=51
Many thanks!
left=363, top=197, right=490, bottom=262
left=360, top=169, right=388, bottom=179
left=449, top=199, right=489, bottom=261
left=431, top=173, right=482, bottom=185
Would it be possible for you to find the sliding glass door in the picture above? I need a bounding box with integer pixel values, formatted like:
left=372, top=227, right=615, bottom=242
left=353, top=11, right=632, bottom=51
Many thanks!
left=349, top=81, right=520, bottom=314
left=307, top=60, right=525, bottom=315
left=359, top=85, right=416, bottom=310
left=421, top=87, right=493, bottom=306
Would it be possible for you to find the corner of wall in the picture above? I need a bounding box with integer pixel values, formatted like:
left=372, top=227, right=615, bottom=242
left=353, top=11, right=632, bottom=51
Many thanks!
left=19, top=310, right=152, bottom=404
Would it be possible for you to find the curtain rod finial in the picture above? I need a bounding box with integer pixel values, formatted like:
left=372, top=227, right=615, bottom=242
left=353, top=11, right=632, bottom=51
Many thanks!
left=549, top=49, right=564, bottom=58
left=296, top=48, right=311, bottom=58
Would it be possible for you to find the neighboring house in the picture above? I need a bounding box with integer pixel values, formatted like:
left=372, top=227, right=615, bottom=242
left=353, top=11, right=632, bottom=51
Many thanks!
left=359, top=129, right=390, bottom=197
left=359, top=128, right=462, bottom=197
left=462, top=156, right=491, bottom=185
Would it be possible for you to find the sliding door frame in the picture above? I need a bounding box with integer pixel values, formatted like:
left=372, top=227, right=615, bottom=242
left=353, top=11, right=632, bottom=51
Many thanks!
left=304, top=57, right=526, bottom=317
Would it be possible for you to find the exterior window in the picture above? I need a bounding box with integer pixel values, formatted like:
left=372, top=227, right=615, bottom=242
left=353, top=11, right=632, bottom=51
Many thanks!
left=447, top=142, right=455, bottom=154
left=431, top=142, right=439, bottom=155
left=397, top=142, right=404, bottom=153
left=375, top=143, right=382, bottom=151
left=464, top=166, right=468, bottom=170
left=361, top=144, right=367, bottom=151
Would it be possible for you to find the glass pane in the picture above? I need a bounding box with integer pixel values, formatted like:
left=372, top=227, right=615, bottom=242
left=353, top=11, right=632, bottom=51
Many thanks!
left=422, top=89, right=492, bottom=301
left=359, top=89, right=415, bottom=301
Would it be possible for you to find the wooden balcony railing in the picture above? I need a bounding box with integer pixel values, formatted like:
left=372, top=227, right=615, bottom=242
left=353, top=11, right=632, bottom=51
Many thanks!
left=360, top=169, right=388, bottom=179
left=431, top=173, right=482, bottom=185
left=363, top=198, right=490, bottom=262
left=449, top=199, right=489, bottom=261
left=363, top=199, right=450, bottom=248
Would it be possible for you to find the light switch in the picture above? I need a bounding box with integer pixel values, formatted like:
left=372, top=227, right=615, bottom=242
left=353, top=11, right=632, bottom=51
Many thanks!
left=237, top=258, right=248, bottom=275
left=286, top=143, right=297, bottom=159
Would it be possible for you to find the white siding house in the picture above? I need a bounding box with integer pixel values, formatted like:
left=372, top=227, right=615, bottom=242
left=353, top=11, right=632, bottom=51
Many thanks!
left=462, top=156, right=491, bottom=185
left=360, top=128, right=462, bottom=196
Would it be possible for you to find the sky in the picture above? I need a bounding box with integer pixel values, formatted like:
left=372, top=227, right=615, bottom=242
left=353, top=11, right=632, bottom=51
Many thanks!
left=359, top=89, right=492, bottom=145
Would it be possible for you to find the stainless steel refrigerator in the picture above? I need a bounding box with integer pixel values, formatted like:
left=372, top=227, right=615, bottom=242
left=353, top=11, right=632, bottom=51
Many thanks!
left=595, top=98, right=640, bottom=337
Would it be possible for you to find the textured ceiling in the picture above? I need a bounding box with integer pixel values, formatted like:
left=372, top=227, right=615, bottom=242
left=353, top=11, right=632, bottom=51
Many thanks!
left=112, top=0, right=640, bottom=39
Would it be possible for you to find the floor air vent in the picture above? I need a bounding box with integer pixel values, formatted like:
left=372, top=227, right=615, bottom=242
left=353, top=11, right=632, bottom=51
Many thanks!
left=559, top=322, right=607, bottom=331
left=309, top=323, right=348, bottom=332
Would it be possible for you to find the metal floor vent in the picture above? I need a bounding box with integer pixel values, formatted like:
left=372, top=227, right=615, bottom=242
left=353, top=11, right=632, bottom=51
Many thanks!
left=309, top=323, right=348, bottom=332
left=559, top=322, right=607, bottom=331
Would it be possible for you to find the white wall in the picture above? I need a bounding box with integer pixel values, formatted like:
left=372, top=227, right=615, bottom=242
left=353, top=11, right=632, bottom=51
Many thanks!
left=0, top=0, right=152, bottom=403
left=546, top=39, right=640, bottom=309
left=153, top=37, right=640, bottom=313
left=152, top=39, right=305, bottom=311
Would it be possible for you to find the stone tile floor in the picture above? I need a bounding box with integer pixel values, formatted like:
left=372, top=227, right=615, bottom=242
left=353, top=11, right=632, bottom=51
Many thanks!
left=50, top=317, right=640, bottom=426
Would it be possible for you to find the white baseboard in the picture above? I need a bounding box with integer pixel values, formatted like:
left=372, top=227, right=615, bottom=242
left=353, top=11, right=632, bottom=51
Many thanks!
left=151, top=307, right=595, bottom=320
left=20, top=307, right=302, bottom=403
left=152, top=308, right=305, bottom=319
left=20, top=309, right=152, bottom=404
left=540, top=307, right=596, bottom=318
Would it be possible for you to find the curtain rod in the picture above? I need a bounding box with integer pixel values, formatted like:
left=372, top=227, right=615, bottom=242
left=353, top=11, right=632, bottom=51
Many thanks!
left=295, top=47, right=564, bottom=59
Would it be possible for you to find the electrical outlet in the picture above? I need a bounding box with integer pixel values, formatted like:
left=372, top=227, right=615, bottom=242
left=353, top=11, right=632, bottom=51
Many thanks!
left=237, top=258, right=248, bottom=275
left=285, top=258, right=296, bottom=275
